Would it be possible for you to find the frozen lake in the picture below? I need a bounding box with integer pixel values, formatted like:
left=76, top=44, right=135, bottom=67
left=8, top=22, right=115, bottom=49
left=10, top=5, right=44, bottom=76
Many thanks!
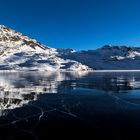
left=0, top=71, right=140, bottom=140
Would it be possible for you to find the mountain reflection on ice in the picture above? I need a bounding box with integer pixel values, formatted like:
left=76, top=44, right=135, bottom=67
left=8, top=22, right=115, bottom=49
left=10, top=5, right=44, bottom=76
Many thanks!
left=0, top=71, right=88, bottom=115
left=0, top=71, right=140, bottom=115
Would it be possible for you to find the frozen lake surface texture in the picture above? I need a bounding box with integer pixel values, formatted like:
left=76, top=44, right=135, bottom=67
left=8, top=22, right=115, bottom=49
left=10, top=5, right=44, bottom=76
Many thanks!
left=0, top=71, right=140, bottom=140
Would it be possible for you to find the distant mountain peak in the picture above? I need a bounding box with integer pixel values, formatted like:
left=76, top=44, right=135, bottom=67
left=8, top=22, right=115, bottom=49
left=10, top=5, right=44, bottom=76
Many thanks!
left=100, top=45, right=132, bottom=50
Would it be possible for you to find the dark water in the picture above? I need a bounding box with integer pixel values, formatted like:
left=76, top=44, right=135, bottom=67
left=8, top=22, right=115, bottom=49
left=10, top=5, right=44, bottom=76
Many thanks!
left=0, top=71, right=140, bottom=140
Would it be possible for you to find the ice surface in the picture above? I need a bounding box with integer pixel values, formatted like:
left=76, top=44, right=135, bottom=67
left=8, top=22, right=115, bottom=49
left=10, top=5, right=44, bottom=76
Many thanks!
left=0, top=72, right=140, bottom=139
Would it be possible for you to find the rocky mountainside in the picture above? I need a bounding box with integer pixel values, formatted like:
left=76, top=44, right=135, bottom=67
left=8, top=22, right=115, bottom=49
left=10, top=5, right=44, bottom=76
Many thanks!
left=0, top=25, right=90, bottom=71
left=58, top=45, right=140, bottom=70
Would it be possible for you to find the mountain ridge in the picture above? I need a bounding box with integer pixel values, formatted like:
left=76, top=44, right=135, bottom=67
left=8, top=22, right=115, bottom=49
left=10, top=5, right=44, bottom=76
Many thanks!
left=58, top=45, right=140, bottom=70
left=0, top=25, right=91, bottom=71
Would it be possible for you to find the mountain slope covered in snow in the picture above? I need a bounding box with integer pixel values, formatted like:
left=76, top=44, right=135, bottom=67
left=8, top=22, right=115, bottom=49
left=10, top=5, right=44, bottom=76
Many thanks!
left=57, top=45, right=140, bottom=70
left=2, top=25, right=140, bottom=70
left=0, top=25, right=90, bottom=71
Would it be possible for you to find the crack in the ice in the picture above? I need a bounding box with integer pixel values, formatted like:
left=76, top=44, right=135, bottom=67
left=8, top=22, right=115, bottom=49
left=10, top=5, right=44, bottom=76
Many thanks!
left=108, top=93, right=140, bottom=107
left=0, top=108, right=56, bottom=128
left=29, top=104, right=45, bottom=129
left=13, top=121, right=39, bottom=140
left=55, top=108, right=121, bottom=140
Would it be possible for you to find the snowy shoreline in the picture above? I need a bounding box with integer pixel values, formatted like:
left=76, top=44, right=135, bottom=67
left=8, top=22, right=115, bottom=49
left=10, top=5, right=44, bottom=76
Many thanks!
left=94, top=70, right=140, bottom=72
left=0, top=69, right=140, bottom=73
left=0, top=69, right=94, bottom=73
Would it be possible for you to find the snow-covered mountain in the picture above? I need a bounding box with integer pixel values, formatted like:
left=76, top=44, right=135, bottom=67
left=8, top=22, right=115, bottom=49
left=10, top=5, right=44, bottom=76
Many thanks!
left=57, top=45, right=140, bottom=70
left=2, top=25, right=140, bottom=70
left=0, top=25, right=90, bottom=71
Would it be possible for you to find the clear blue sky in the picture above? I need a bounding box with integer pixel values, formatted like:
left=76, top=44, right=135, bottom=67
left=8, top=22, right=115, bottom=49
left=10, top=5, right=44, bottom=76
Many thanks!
left=1, top=0, right=140, bottom=50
